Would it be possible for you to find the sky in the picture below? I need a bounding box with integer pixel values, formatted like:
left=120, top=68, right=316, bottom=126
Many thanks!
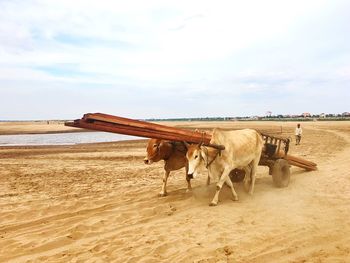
left=0, top=0, right=349, bottom=120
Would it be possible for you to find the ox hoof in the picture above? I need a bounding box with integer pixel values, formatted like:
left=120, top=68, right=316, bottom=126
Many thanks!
left=186, top=188, right=192, bottom=193
left=243, top=182, right=251, bottom=193
left=209, top=202, right=218, bottom=206
left=233, top=197, right=239, bottom=201
left=158, top=192, right=168, bottom=197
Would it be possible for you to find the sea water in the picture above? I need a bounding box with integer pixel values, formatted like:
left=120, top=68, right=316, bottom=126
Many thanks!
left=0, top=132, right=138, bottom=146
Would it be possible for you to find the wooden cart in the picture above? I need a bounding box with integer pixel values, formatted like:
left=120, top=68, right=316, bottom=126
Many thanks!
left=229, top=133, right=317, bottom=187
left=65, top=113, right=317, bottom=187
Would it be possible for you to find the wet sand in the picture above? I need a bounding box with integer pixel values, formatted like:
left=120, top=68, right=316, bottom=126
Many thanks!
left=0, top=121, right=349, bottom=262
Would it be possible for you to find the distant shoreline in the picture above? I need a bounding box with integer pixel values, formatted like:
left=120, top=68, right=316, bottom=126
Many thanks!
left=0, top=121, right=83, bottom=135
left=0, top=129, right=91, bottom=136
left=1, top=115, right=350, bottom=123
left=1, top=119, right=350, bottom=135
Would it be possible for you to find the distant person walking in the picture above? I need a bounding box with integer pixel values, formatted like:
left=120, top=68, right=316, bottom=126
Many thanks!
left=295, top=123, right=302, bottom=145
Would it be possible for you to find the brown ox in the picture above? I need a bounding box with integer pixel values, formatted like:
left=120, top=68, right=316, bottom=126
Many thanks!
left=185, top=128, right=263, bottom=206
left=144, top=139, right=191, bottom=196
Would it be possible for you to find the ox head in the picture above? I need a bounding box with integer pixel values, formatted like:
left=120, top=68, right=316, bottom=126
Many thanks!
left=185, top=142, right=203, bottom=178
left=144, top=138, right=165, bottom=165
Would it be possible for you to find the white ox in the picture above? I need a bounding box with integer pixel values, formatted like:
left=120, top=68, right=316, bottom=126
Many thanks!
left=185, top=128, right=263, bottom=206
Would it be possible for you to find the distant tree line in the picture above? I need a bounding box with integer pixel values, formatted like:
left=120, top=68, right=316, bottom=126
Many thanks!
left=145, top=113, right=350, bottom=122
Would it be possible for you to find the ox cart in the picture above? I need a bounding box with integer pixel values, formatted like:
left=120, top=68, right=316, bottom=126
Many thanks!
left=225, top=132, right=317, bottom=187
left=65, top=113, right=317, bottom=188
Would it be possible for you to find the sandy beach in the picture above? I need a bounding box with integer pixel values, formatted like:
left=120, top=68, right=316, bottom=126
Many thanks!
left=0, top=121, right=83, bottom=135
left=0, top=121, right=349, bottom=262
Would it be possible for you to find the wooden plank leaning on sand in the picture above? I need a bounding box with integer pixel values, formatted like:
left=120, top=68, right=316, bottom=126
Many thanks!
left=274, top=151, right=317, bottom=171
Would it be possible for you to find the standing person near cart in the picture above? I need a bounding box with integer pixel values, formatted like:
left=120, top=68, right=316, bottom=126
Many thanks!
left=295, top=123, right=302, bottom=145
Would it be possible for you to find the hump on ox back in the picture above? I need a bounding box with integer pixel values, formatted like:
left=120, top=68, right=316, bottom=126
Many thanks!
left=143, top=139, right=191, bottom=197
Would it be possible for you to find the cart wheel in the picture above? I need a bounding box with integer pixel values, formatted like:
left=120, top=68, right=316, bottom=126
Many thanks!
left=272, top=159, right=290, bottom=187
left=229, top=169, right=245, bottom=182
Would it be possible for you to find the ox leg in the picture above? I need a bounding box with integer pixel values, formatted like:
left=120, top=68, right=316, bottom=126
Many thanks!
left=159, top=170, right=170, bottom=197
left=225, top=176, right=239, bottom=201
left=249, top=160, right=259, bottom=195
left=210, top=168, right=230, bottom=206
left=206, top=174, right=211, bottom=186
left=243, top=165, right=252, bottom=193
left=185, top=165, right=192, bottom=192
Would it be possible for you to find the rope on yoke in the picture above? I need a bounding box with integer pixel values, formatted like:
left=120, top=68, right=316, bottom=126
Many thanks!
left=202, top=145, right=222, bottom=169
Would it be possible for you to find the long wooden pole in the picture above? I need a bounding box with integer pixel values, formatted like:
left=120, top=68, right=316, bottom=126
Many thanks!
left=65, top=113, right=315, bottom=169
left=65, top=118, right=225, bottom=150
left=83, top=112, right=211, bottom=141
left=66, top=119, right=211, bottom=144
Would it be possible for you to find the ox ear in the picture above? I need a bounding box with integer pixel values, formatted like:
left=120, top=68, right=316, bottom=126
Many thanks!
left=183, top=141, right=190, bottom=149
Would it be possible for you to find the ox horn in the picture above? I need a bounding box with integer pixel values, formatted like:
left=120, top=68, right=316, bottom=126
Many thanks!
left=183, top=141, right=190, bottom=149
